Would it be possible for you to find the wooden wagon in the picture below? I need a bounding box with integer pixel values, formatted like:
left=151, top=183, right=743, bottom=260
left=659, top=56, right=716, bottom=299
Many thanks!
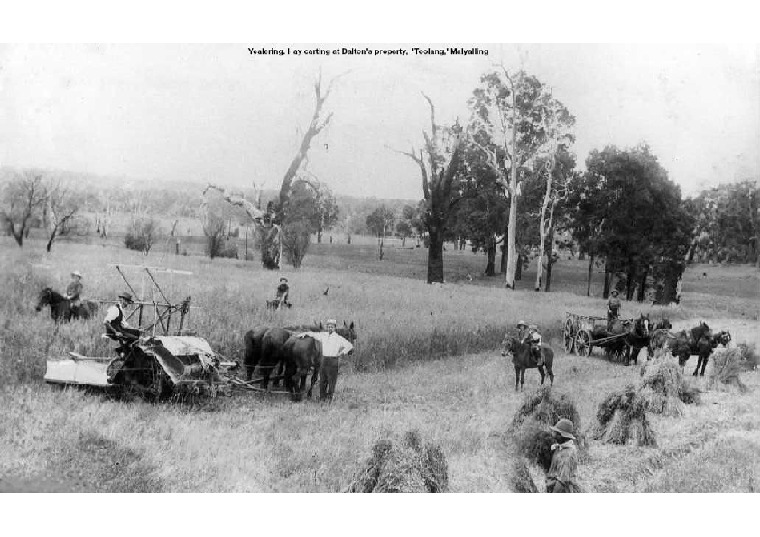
left=563, top=311, right=632, bottom=361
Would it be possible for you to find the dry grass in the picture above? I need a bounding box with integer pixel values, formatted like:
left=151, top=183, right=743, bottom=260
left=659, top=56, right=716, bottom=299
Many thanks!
left=1, top=237, right=759, bottom=492
left=592, top=385, right=657, bottom=447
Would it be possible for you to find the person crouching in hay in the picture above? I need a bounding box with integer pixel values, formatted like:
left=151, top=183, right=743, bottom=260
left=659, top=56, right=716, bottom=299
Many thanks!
left=545, top=419, right=581, bottom=493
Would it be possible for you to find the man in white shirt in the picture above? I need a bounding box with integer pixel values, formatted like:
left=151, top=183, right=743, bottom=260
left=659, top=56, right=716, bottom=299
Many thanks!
left=298, top=319, right=354, bottom=401
left=104, top=292, right=141, bottom=343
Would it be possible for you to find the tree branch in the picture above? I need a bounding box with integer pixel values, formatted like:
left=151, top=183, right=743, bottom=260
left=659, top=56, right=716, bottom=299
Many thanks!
left=204, top=183, right=265, bottom=223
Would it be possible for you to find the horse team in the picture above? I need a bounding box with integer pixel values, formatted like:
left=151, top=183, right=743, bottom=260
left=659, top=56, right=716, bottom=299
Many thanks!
left=243, top=322, right=357, bottom=401
left=503, top=314, right=731, bottom=392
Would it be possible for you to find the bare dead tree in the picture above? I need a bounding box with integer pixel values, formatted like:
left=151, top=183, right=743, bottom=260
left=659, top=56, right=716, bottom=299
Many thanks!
left=396, top=94, right=463, bottom=283
left=205, top=73, right=342, bottom=269
left=2, top=171, right=47, bottom=247
left=44, top=180, right=79, bottom=252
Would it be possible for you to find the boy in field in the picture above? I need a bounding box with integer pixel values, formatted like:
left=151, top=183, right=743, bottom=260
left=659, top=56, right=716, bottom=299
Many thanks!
left=275, top=277, right=291, bottom=308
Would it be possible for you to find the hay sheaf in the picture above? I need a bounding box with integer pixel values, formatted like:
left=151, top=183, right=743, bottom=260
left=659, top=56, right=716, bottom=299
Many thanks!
left=709, top=349, right=748, bottom=393
left=511, top=458, right=546, bottom=493
left=638, top=357, right=700, bottom=416
left=344, top=430, right=448, bottom=493
left=592, top=385, right=656, bottom=447
left=736, top=343, right=758, bottom=371
left=511, top=386, right=581, bottom=431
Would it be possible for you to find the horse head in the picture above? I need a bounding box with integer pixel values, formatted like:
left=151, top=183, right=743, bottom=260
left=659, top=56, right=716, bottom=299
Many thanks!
left=35, top=287, right=54, bottom=311
left=636, top=314, right=651, bottom=337
left=339, top=321, right=357, bottom=353
left=713, top=330, right=731, bottom=348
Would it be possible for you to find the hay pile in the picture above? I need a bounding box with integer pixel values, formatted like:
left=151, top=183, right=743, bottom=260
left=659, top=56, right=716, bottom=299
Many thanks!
left=708, top=348, right=748, bottom=393
left=511, top=386, right=581, bottom=431
left=737, top=343, right=758, bottom=371
left=592, top=384, right=656, bottom=446
left=638, top=357, right=700, bottom=416
left=344, top=431, right=448, bottom=493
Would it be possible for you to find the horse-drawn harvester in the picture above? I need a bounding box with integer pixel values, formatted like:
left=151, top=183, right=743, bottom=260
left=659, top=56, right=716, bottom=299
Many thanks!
left=44, top=265, right=235, bottom=399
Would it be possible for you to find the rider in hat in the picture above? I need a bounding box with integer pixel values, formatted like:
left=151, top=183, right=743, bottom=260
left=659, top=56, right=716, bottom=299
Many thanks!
left=103, top=292, right=141, bottom=347
left=502, top=320, right=529, bottom=356
left=298, top=319, right=354, bottom=402
left=65, top=271, right=83, bottom=308
left=275, top=277, right=291, bottom=308
left=546, top=418, right=580, bottom=493
left=526, top=324, right=543, bottom=366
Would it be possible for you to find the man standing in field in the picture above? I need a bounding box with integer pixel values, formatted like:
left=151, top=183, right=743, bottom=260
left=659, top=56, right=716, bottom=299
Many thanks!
left=546, top=418, right=580, bottom=493
left=607, top=290, right=621, bottom=329
left=298, top=319, right=353, bottom=402
left=65, top=271, right=83, bottom=309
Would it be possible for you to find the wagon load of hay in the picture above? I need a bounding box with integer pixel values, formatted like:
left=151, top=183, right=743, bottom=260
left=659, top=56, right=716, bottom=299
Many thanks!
left=638, top=356, right=700, bottom=416
left=708, top=348, right=748, bottom=393
left=592, top=384, right=656, bottom=446
left=345, top=431, right=448, bottom=493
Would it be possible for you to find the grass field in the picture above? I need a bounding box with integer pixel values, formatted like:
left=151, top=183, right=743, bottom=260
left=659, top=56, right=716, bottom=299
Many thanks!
left=0, top=236, right=758, bottom=492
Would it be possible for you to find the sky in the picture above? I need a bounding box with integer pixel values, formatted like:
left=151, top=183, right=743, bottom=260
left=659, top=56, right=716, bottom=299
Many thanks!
left=1, top=43, right=758, bottom=200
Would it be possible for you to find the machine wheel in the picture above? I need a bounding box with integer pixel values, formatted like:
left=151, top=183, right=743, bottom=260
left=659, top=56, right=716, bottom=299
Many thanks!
left=575, top=330, right=592, bottom=357
left=563, top=318, right=575, bottom=353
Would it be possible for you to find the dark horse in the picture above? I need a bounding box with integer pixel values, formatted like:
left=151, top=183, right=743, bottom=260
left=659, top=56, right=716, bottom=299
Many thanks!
left=503, top=337, right=554, bottom=391
left=35, top=287, right=98, bottom=323
left=283, top=322, right=357, bottom=400
left=665, top=322, right=731, bottom=376
left=624, top=314, right=652, bottom=366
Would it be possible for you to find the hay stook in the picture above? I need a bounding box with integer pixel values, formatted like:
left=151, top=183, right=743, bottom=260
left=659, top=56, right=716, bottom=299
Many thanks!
left=708, top=348, right=748, bottom=393
left=593, top=384, right=656, bottom=447
left=638, top=356, right=700, bottom=416
left=344, top=430, right=449, bottom=493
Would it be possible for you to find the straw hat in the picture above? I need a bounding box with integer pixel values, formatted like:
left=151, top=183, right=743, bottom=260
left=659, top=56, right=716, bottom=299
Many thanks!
left=71, top=271, right=82, bottom=279
left=611, top=290, right=619, bottom=297
left=280, top=277, right=288, bottom=283
left=118, top=292, right=134, bottom=304
left=326, top=319, right=337, bottom=327
left=516, top=320, right=528, bottom=328
left=550, top=418, right=576, bottom=440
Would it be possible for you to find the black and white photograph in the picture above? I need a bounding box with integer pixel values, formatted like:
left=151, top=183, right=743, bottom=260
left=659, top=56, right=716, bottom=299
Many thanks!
left=1, top=7, right=759, bottom=529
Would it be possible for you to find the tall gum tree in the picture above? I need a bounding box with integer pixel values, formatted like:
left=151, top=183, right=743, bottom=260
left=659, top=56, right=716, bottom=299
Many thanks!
left=468, top=69, right=568, bottom=290
left=398, top=94, right=463, bottom=283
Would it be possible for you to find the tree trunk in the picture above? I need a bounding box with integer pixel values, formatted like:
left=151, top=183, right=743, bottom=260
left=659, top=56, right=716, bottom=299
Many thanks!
left=317, top=230, right=322, bottom=244
left=603, top=260, right=612, bottom=299
left=427, top=225, right=445, bottom=283
left=625, top=263, right=636, bottom=301
left=586, top=254, right=594, bottom=296
left=515, top=253, right=522, bottom=281
left=544, top=228, right=556, bottom=292
left=500, top=241, right=507, bottom=274
left=484, top=236, right=496, bottom=276
left=46, top=232, right=56, bottom=252
left=636, top=265, right=649, bottom=302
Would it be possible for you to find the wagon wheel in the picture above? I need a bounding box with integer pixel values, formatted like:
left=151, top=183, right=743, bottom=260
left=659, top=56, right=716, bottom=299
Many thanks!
left=563, top=318, right=575, bottom=353
left=575, top=330, right=592, bottom=357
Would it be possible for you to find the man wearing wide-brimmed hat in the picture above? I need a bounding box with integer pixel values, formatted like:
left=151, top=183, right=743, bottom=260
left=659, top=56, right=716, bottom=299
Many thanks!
left=275, top=277, right=291, bottom=308
left=103, top=292, right=141, bottom=343
left=546, top=418, right=580, bottom=493
left=607, top=290, right=621, bottom=329
left=65, top=271, right=83, bottom=308
left=298, top=319, right=354, bottom=402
